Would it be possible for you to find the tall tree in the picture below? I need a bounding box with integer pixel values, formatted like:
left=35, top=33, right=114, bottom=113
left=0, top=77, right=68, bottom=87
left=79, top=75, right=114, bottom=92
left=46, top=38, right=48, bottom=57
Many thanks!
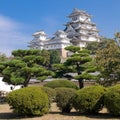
left=64, top=46, right=95, bottom=88
left=0, top=49, right=52, bottom=87
left=96, top=40, right=120, bottom=86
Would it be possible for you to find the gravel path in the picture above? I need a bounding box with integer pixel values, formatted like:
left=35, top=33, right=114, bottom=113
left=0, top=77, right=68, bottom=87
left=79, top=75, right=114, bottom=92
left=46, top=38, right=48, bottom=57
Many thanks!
left=0, top=103, right=120, bottom=120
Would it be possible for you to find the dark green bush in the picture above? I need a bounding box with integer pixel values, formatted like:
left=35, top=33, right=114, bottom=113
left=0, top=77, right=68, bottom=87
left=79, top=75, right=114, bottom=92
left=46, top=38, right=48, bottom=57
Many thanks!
left=6, top=86, right=49, bottom=116
left=104, top=84, right=120, bottom=115
left=72, top=85, right=106, bottom=113
left=55, top=87, right=76, bottom=113
left=41, top=87, right=56, bottom=102
left=44, top=79, right=78, bottom=89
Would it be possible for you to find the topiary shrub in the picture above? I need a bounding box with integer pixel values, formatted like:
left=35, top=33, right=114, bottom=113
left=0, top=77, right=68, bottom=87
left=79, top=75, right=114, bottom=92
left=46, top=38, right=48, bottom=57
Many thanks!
left=104, top=84, right=120, bottom=115
left=72, top=85, right=106, bottom=114
left=41, top=87, right=56, bottom=103
left=44, top=79, right=78, bottom=89
left=55, top=87, right=76, bottom=113
left=6, top=86, right=49, bottom=116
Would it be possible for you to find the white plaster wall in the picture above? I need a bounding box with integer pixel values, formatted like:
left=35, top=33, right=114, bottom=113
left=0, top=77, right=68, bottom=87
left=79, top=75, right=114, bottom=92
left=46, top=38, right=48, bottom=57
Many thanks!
left=86, top=25, right=92, bottom=29
left=79, top=42, right=86, bottom=48
left=39, top=36, right=46, bottom=40
left=88, top=37, right=97, bottom=41
left=59, top=34, right=66, bottom=38
left=81, top=36, right=87, bottom=41
left=0, top=77, right=22, bottom=92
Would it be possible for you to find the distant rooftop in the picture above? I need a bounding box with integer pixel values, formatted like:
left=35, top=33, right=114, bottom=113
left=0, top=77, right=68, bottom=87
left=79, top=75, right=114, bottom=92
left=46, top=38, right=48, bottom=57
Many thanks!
left=68, top=8, right=91, bottom=18
left=54, top=30, right=67, bottom=35
left=32, top=30, right=47, bottom=36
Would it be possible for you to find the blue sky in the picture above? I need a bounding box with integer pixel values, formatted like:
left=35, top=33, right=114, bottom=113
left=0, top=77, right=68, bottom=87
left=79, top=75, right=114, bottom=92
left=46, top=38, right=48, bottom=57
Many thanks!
left=0, top=0, right=120, bottom=56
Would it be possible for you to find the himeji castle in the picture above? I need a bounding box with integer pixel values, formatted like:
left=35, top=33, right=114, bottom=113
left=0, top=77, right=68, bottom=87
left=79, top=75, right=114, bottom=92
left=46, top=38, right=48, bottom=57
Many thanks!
left=28, top=8, right=100, bottom=58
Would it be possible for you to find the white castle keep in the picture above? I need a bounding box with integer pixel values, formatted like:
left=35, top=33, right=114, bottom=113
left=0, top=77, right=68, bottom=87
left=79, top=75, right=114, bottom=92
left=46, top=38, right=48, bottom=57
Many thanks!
left=28, top=8, right=100, bottom=58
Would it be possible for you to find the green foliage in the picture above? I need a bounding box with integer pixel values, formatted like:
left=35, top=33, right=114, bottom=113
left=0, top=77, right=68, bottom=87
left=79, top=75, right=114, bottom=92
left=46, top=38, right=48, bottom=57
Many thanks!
left=12, top=49, right=50, bottom=68
left=44, top=79, right=78, bottom=89
left=2, top=59, right=26, bottom=84
left=52, top=64, right=66, bottom=78
left=49, top=50, right=61, bottom=65
left=12, top=49, right=41, bottom=57
left=64, top=46, right=94, bottom=88
left=75, top=72, right=97, bottom=80
left=83, top=60, right=97, bottom=73
left=96, top=40, right=120, bottom=86
left=41, top=87, right=56, bottom=103
left=0, top=53, right=7, bottom=62
left=1, top=49, right=52, bottom=86
left=65, top=46, right=80, bottom=53
left=37, top=76, right=47, bottom=82
left=86, top=37, right=112, bottom=54
left=6, top=86, right=49, bottom=116
left=55, top=87, right=76, bottom=113
left=40, top=50, right=50, bottom=67
left=52, top=64, right=74, bottom=78
left=86, top=41, right=99, bottom=54
left=65, top=56, right=91, bottom=65
left=104, top=84, right=120, bottom=115
left=52, top=47, right=94, bottom=88
left=72, top=85, right=106, bottom=113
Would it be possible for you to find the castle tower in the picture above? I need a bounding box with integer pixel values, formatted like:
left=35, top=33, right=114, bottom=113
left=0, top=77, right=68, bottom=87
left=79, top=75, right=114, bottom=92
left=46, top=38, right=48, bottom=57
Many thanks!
left=28, top=30, right=48, bottom=50
left=64, top=8, right=100, bottom=48
left=28, top=8, right=100, bottom=58
left=46, top=30, right=72, bottom=58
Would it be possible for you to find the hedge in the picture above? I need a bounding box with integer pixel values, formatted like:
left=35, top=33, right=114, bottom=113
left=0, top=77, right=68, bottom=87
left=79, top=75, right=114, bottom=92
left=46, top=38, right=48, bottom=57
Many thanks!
left=104, top=84, right=120, bottom=115
left=44, top=79, right=78, bottom=89
left=72, top=85, right=106, bottom=113
left=6, top=86, right=49, bottom=116
left=41, top=87, right=56, bottom=103
left=55, top=87, right=76, bottom=113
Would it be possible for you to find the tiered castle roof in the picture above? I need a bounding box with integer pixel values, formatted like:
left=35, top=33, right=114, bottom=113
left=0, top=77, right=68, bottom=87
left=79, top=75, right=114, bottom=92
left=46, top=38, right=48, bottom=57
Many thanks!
left=28, top=8, right=100, bottom=57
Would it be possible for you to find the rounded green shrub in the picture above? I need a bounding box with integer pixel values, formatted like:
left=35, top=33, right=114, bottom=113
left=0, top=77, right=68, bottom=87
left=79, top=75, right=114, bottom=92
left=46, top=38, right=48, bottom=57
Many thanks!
left=44, top=79, right=78, bottom=89
left=72, top=85, right=106, bottom=113
left=55, top=87, right=76, bottom=113
left=41, top=87, right=56, bottom=102
left=6, top=86, right=49, bottom=116
left=104, top=84, right=120, bottom=115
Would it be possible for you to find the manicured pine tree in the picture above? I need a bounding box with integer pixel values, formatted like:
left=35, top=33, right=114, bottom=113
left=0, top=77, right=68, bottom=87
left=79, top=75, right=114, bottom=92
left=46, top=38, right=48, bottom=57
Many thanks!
left=64, top=46, right=96, bottom=89
left=0, top=49, right=53, bottom=87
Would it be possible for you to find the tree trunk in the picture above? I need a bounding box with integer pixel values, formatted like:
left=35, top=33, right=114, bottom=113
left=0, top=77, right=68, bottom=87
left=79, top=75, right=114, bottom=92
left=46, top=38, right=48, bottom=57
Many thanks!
left=76, top=64, right=84, bottom=89
left=78, top=79, right=84, bottom=89
left=23, top=76, right=31, bottom=87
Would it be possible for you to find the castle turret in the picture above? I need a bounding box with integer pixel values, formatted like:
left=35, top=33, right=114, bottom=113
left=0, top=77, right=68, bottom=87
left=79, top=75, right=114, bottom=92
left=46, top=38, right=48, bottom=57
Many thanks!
left=28, top=30, right=48, bottom=50
left=45, top=30, right=72, bottom=58
left=64, top=8, right=100, bottom=48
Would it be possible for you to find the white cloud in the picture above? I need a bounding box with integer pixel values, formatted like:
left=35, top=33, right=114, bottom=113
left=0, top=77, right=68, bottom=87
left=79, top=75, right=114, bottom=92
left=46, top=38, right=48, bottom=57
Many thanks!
left=0, top=15, right=31, bottom=56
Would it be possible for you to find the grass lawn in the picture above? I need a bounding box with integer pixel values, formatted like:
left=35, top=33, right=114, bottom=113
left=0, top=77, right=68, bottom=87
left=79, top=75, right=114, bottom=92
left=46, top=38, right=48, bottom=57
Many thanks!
left=0, top=103, right=120, bottom=120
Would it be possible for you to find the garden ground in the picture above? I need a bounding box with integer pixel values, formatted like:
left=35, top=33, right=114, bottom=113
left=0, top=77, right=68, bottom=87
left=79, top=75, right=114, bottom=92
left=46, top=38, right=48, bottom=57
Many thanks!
left=0, top=103, right=120, bottom=120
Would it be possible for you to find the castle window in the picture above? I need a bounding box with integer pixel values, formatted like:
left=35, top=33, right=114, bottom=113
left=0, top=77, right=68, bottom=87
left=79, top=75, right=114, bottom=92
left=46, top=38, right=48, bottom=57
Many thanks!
left=72, top=17, right=77, bottom=21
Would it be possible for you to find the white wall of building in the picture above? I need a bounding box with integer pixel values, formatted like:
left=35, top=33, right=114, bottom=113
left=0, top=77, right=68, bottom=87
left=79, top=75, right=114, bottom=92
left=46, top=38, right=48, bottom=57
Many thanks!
left=88, top=37, right=98, bottom=41
left=0, top=77, right=22, bottom=92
